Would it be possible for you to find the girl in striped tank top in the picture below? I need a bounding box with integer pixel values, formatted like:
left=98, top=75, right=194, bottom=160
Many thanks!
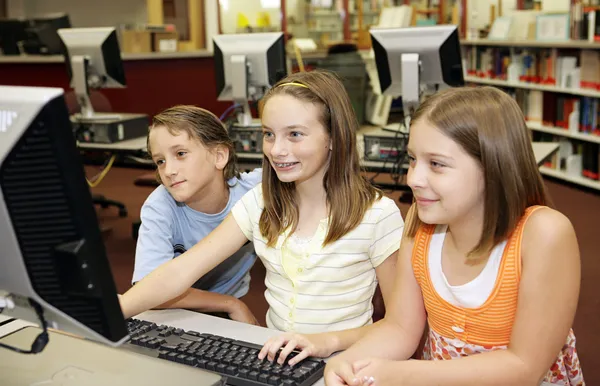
left=325, top=86, right=584, bottom=386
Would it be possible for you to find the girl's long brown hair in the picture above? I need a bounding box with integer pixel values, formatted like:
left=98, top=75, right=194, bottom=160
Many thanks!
left=405, top=86, right=550, bottom=258
left=259, top=70, right=382, bottom=247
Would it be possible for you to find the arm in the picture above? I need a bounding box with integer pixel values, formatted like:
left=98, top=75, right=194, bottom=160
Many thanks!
left=355, top=208, right=582, bottom=386
left=120, top=214, right=248, bottom=318
left=155, top=287, right=258, bottom=325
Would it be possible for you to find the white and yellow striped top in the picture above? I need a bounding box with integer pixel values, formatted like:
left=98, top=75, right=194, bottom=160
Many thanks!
left=231, top=184, right=404, bottom=334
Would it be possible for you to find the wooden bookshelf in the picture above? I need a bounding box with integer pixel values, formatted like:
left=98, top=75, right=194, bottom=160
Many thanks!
left=539, top=167, right=600, bottom=191
left=527, top=122, right=600, bottom=145
left=464, top=76, right=600, bottom=98
left=461, top=39, right=600, bottom=50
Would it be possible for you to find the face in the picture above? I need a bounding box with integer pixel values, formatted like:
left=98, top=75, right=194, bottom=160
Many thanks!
left=407, top=119, right=485, bottom=226
left=261, top=94, right=331, bottom=187
left=149, top=126, right=226, bottom=204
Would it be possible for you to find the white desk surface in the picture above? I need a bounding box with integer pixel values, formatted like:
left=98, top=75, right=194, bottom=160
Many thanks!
left=0, top=311, right=327, bottom=386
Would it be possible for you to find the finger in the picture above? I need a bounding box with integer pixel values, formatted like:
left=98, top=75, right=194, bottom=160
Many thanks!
left=288, top=346, right=311, bottom=367
left=267, top=336, right=288, bottom=362
left=258, top=338, right=277, bottom=360
left=352, top=359, right=371, bottom=374
left=277, top=339, right=298, bottom=365
left=337, top=361, right=359, bottom=386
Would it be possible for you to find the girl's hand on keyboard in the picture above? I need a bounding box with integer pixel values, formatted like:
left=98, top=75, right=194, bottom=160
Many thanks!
left=258, top=332, right=335, bottom=366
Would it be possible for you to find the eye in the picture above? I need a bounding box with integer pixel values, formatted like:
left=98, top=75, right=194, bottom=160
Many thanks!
left=290, top=131, right=302, bottom=137
left=155, top=159, right=165, bottom=166
left=177, top=151, right=187, bottom=157
left=262, top=131, right=274, bottom=141
left=407, top=154, right=416, bottom=165
left=430, top=160, right=445, bottom=169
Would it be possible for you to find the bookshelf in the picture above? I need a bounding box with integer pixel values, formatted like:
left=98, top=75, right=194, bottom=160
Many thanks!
left=463, top=76, right=600, bottom=98
left=461, top=37, right=600, bottom=192
left=527, top=121, right=600, bottom=145
left=462, top=39, right=600, bottom=50
left=539, top=166, right=600, bottom=191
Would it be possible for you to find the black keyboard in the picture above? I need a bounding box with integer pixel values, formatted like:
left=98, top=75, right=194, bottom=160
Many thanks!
left=124, top=318, right=326, bottom=386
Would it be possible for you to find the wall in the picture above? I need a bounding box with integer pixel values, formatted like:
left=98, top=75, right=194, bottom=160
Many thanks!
left=7, top=0, right=147, bottom=27
left=219, top=0, right=297, bottom=34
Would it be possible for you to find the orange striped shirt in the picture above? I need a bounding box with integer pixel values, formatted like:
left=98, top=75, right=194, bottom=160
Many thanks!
left=411, top=206, right=542, bottom=347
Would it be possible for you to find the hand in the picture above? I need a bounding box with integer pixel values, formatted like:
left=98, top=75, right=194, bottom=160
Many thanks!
left=324, top=356, right=359, bottom=386
left=258, top=332, right=335, bottom=366
left=228, top=301, right=259, bottom=326
left=353, top=358, right=399, bottom=386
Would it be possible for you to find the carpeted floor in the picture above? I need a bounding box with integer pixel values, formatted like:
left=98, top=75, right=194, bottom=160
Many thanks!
left=88, top=165, right=600, bottom=383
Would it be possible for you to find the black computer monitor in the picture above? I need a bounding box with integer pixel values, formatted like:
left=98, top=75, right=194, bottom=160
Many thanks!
left=370, top=25, right=464, bottom=119
left=23, top=13, right=71, bottom=55
left=0, top=85, right=128, bottom=347
left=213, top=32, right=286, bottom=126
left=0, top=19, right=29, bottom=55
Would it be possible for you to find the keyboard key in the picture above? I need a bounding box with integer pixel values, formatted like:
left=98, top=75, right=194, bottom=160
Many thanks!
left=206, top=361, right=218, bottom=371
left=248, top=370, right=260, bottom=381
left=197, top=359, right=209, bottom=369
left=268, top=375, right=282, bottom=385
left=225, top=365, right=237, bottom=375
left=258, top=374, right=270, bottom=383
left=174, top=328, right=184, bottom=336
left=184, top=356, right=196, bottom=366
left=238, top=368, right=250, bottom=378
left=166, top=352, right=178, bottom=362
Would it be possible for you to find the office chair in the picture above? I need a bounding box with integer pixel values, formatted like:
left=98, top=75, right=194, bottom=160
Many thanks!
left=64, top=90, right=127, bottom=218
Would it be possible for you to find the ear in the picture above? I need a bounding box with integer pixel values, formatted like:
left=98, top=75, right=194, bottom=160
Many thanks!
left=213, top=145, right=230, bottom=171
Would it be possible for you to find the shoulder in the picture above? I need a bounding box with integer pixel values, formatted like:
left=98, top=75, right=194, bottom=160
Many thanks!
left=370, top=195, right=401, bottom=214
left=521, top=206, right=578, bottom=265
left=231, top=168, right=263, bottom=190
left=142, top=185, right=177, bottom=213
left=233, top=183, right=264, bottom=211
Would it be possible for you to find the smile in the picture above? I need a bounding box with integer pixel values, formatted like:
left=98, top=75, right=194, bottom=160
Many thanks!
left=171, top=181, right=185, bottom=187
left=274, top=162, right=298, bottom=168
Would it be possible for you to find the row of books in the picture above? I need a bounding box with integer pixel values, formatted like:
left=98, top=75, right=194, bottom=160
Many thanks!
left=502, top=88, right=600, bottom=135
left=463, top=46, right=600, bottom=91
left=534, top=132, right=600, bottom=181
left=570, top=2, right=600, bottom=41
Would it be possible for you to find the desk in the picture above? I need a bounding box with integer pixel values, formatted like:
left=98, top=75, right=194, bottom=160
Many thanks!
left=0, top=311, right=327, bottom=386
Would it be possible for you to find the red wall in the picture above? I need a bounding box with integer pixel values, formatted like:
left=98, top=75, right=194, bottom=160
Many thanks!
left=0, top=57, right=232, bottom=118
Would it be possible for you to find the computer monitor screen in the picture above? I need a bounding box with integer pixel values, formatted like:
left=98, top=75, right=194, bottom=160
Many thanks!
left=22, top=13, right=71, bottom=55
left=58, top=27, right=126, bottom=89
left=213, top=32, right=286, bottom=126
left=370, top=25, right=464, bottom=97
left=58, top=27, right=126, bottom=118
left=0, top=19, right=29, bottom=55
left=0, top=85, right=128, bottom=346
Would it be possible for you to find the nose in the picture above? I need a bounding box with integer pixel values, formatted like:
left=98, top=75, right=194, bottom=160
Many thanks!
left=269, top=136, right=288, bottom=159
left=407, top=162, right=426, bottom=190
left=164, top=158, right=178, bottom=177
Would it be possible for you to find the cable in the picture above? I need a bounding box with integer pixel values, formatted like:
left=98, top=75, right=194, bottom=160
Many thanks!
left=86, top=154, right=116, bottom=188
left=0, top=299, right=49, bottom=354
left=220, top=103, right=241, bottom=121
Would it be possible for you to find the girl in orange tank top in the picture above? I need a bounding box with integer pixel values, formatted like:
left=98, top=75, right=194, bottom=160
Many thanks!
left=323, top=86, right=584, bottom=386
